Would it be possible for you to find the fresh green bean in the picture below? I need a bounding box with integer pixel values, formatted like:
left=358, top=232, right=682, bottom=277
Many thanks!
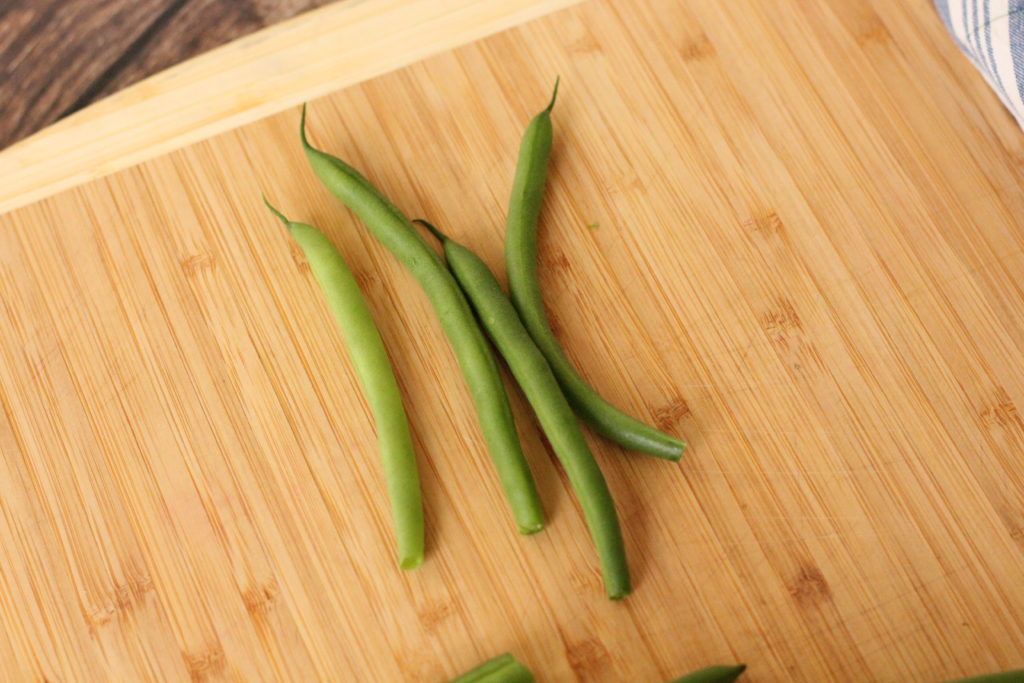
left=264, top=198, right=423, bottom=569
left=944, top=670, right=1024, bottom=683
left=299, top=106, right=544, bottom=534
left=419, top=220, right=629, bottom=599
left=668, top=664, right=746, bottom=683
left=504, top=80, right=686, bottom=462
left=449, top=653, right=535, bottom=683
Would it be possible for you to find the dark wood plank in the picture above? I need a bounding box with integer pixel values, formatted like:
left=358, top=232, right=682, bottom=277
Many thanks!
left=0, top=0, right=334, bottom=150
left=1, top=0, right=175, bottom=147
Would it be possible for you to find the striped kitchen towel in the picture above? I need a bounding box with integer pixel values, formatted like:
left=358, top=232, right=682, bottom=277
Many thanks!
left=935, top=0, right=1024, bottom=129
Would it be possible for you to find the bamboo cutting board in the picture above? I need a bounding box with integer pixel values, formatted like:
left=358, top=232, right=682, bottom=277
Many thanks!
left=2, top=0, right=1023, bottom=680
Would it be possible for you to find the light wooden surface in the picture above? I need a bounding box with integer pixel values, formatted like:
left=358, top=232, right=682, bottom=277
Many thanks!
left=2, top=0, right=1023, bottom=681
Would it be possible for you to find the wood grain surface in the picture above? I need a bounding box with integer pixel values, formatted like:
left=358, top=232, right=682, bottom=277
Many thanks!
left=0, top=0, right=335, bottom=149
left=1, top=0, right=1023, bottom=681
left=0, top=0, right=582, bottom=215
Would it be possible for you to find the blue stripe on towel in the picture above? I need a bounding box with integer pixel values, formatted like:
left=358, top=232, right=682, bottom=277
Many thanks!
left=1012, top=3, right=1024, bottom=110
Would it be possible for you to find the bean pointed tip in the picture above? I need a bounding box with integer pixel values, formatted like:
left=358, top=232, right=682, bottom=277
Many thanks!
left=724, top=664, right=747, bottom=682
left=299, top=102, right=312, bottom=150
left=544, top=76, right=560, bottom=113
left=413, top=218, right=449, bottom=244
left=262, top=195, right=291, bottom=227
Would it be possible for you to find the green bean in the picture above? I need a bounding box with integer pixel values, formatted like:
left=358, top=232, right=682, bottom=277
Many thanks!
left=944, top=670, right=1024, bottom=683
left=668, top=664, right=746, bottom=683
left=449, top=653, right=535, bottom=683
left=504, top=80, right=686, bottom=462
left=299, top=106, right=544, bottom=534
left=264, top=198, right=423, bottom=569
left=419, top=220, right=629, bottom=599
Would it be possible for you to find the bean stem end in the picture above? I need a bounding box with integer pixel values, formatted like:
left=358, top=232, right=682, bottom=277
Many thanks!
left=263, top=195, right=292, bottom=228
left=545, top=76, right=560, bottom=114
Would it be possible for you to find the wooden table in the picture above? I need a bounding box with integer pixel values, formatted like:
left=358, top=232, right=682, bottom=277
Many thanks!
left=0, top=0, right=334, bottom=149
left=1, top=0, right=1022, bottom=681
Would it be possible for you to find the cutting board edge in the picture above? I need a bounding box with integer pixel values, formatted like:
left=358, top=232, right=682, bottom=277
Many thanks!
left=0, top=0, right=583, bottom=216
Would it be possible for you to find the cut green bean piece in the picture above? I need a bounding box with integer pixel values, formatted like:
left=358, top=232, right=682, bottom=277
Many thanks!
left=450, top=653, right=535, bottom=683
left=421, top=220, right=630, bottom=599
left=299, top=107, right=544, bottom=534
left=264, top=198, right=423, bottom=569
left=504, top=80, right=686, bottom=461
